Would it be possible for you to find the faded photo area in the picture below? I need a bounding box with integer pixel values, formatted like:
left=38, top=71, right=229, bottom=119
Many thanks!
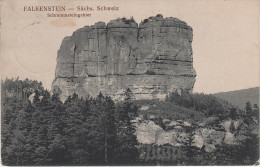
left=1, top=0, right=259, bottom=165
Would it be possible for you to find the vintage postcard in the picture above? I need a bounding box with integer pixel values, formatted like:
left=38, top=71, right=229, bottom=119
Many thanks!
left=1, top=0, right=259, bottom=165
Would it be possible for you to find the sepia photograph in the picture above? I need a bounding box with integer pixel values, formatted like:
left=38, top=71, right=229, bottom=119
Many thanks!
left=0, top=0, right=259, bottom=165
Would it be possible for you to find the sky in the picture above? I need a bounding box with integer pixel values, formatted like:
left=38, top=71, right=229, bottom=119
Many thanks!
left=1, top=0, right=259, bottom=94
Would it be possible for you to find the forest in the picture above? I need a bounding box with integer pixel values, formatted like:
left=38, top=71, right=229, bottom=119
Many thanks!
left=1, top=78, right=259, bottom=165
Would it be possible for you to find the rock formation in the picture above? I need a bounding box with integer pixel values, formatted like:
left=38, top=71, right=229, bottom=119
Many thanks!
left=52, top=15, right=196, bottom=101
left=135, top=117, right=244, bottom=153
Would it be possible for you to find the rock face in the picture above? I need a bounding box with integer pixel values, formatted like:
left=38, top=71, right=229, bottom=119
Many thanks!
left=135, top=118, right=245, bottom=153
left=52, top=15, right=196, bottom=101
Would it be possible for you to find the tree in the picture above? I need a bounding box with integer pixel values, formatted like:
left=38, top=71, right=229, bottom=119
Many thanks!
left=114, top=88, right=139, bottom=165
left=62, top=94, right=88, bottom=164
left=184, top=125, right=196, bottom=165
left=252, top=104, right=259, bottom=123
left=124, top=88, right=134, bottom=101
left=245, top=101, right=252, bottom=115
left=230, top=108, right=238, bottom=120
left=46, top=93, right=67, bottom=165
left=101, top=96, right=117, bottom=164
left=2, top=98, right=35, bottom=165
left=82, top=93, right=117, bottom=165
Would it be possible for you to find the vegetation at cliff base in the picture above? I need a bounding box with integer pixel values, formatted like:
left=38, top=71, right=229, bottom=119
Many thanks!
left=1, top=78, right=259, bottom=165
left=1, top=78, right=139, bottom=165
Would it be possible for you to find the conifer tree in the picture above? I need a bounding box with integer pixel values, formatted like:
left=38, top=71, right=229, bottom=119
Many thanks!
left=84, top=93, right=117, bottom=165
left=252, top=104, right=259, bottom=123
left=114, top=88, right=139, bottom=164
left=245, top=101, right=252, bottom=115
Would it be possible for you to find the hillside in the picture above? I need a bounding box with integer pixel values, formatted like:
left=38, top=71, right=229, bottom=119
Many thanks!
left=213, top=87, right=259, bottom=109
left=1, top=78, right=259, bottom=165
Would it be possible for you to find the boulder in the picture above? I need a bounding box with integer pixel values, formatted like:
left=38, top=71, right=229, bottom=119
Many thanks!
left=140, top=105, right=149, bottom=111
left=204, top=144, right=216, bottom=153
left=135, top=120, right=163, bottom=144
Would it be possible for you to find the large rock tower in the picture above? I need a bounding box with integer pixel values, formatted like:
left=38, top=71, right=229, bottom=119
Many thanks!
left=52, top=15, right=196, bottom=101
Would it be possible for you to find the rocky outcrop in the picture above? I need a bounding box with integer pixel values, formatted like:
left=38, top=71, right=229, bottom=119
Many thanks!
left=52, top=15, right=196, bottom=101
left=135, top=117, right=247, bottom=153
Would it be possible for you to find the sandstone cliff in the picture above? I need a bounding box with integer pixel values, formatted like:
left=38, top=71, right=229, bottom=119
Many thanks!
left=52, top=15, right=196, bottom=101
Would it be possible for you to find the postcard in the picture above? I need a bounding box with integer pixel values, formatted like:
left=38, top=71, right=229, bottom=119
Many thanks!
left=1, top=0, right=259, bottom=165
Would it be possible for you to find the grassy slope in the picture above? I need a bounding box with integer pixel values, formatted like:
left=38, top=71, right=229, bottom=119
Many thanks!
left=132, top=99, right=205, bottom=124
left=213, top=87, right=259, bottom=109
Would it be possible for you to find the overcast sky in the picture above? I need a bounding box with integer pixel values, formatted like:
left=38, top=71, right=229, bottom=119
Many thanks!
left=1, top=0, right=259, bottom=94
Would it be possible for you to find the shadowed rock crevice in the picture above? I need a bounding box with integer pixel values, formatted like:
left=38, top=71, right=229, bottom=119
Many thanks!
left=52, top=15, right=196, bottom=101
